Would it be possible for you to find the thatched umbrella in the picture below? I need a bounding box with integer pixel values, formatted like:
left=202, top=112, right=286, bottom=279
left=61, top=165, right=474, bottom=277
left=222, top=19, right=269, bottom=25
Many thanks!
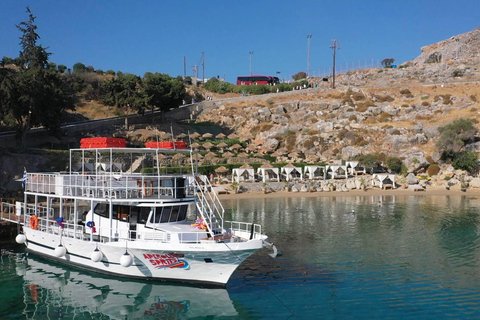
left=217, top=142, right=228, bottom=148
left=176, top=133, right=188, bottom=140
left=260, top=162, right=274, bottom=168
left=190, top=132, right=201, bottom=140
left=237, top=152, right=249, bottom=158
left=202, top=132, right=213, bottom=140
left=190, top=142, right=201, bottom=150
left=215, top=166, right=229, bottom=173
left=172, top=153, right=185, bottom=160
left=245, top=143, right=257, bottom=153
left=215, top=165, right=229, bottom=182
left=222, top=151, right=234, bottom=158
left=229, top=143, right=242, bottom=152
left=202, top=141, right=215, bottom=150
left=204, top=152, right=218, bottom=158
left=216, top=133, right=226, bottom=140
left=227, top=133, right=239, bottom=140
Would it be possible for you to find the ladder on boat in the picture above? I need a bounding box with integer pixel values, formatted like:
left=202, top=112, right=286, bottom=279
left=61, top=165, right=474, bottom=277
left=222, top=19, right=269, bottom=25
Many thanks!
left=193, top=175, right=225, bottom=236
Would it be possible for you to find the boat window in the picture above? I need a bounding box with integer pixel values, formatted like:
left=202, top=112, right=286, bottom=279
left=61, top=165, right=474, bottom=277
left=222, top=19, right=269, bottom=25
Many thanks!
left=151, top=207, right=161, bottom=224
left=160, top=207, right=171, bottom=223
left=178, top=205, right=187, bottom=221
left=138, top=207, right=150, bottom=224
left=170, top=206, right=180, bottom=222
left=117, top=206, right=129, bottom=221
left=94, top=203, right=109, bottom=218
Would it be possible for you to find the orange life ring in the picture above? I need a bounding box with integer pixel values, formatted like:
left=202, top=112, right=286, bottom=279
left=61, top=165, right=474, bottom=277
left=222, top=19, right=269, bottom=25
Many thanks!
left=29, top=284, right=38, bottom=301
left=30, top=215, right=39, bottom=229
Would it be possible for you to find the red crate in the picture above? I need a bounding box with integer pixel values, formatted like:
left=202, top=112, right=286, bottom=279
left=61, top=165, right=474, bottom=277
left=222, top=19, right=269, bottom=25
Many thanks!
left=145, top=141, right=187, bottom=149
left=81, top=137, right=126, bottom=149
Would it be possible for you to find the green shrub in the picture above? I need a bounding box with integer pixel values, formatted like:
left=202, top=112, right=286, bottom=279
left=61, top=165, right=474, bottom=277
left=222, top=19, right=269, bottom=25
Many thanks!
left=452, top=151, right=479, bottom=175
left=426, top=164, right=440, bottom=176
left=436, top=118, right=476, bottom=153
left=386, top=156, right=404, bottom=174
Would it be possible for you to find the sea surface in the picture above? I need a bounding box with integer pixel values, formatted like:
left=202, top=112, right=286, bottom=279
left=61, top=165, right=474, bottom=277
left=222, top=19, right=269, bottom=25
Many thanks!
left=2, top=194, right=480, bottom=319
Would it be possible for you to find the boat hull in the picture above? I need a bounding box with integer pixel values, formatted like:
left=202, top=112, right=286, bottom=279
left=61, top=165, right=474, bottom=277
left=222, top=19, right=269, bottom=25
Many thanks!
left=23, top=228, right=261, bottom=287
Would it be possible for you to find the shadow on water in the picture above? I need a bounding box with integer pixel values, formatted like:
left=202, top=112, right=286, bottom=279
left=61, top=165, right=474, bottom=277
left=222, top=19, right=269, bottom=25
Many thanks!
left=0, top=248, right=243, bottom=319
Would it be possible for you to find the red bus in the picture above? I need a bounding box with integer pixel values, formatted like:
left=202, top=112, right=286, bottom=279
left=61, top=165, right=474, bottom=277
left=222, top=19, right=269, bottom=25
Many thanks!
left=236, top=75, right=279, bottom=85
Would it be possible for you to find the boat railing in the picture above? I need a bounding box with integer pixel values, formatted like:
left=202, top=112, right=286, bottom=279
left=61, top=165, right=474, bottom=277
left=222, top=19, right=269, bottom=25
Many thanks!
left=225, top=220, right=263, bottom=240
left=0, top=202, right=22, bottom=224
left=24, top=172, right=194, bottom=200
left=23, top=213, right=86, bottom=240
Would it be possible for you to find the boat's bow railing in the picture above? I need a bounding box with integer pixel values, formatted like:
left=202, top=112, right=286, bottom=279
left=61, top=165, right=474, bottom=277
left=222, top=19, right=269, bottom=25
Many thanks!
left=193, top=175, right=225, bottom=234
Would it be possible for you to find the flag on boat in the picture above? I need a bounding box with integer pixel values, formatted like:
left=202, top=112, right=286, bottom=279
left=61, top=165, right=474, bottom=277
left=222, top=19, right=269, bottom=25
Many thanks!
left=22, top=168, right=27, bottom=190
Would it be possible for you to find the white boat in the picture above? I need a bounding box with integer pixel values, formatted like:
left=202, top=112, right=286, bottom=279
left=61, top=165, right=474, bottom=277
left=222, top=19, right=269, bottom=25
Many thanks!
left=1, top=141, right=276, bottom=287
left=13, top=254, right=239, bottom=319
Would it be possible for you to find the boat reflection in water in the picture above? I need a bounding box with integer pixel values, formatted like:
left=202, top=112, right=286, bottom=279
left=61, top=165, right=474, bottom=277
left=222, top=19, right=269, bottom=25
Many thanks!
left=16, top=253, right=238, bottom=319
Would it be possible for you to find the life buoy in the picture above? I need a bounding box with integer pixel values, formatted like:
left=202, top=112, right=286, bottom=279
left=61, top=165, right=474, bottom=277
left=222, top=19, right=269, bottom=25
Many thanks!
left=29, top=215, right=39, bottom=229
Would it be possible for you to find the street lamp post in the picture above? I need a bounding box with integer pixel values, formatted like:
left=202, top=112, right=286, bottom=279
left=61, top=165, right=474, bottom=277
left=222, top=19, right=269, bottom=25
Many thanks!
left=249, top=51, right=254, bottom=76
left=307, top=35, right=312, bottom=78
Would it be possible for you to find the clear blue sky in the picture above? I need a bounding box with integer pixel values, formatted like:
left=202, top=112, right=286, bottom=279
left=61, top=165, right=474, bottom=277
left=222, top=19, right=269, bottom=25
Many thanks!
left=1, top=0, right=479, bottom=83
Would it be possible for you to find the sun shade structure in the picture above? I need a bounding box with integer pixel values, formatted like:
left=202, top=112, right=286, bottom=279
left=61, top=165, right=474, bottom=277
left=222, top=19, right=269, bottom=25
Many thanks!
left=222, top=151, right=234, bottom=158
left=202, top=133, right=213, bottom=139
left=257, top=163, right=280, bottom=182
left=229, top=144, right=242, bottom=151
left=176, top=133, right=188, bottom=139
left=217, top=142, right=228, bottom=152
left=202, top=142, right=215, bottom=150
left=216, top=133, right=226, bottom=139
left=189, top=132, right=201, bottom=140
left=372, top=174, right=396, bottom=189
left=232, top=164, right=255, bottom=183
left=281, top=163, right=303, bottom=181
left=326, top=165, right=347, bottom=179
left=304, top=165, right=326, bottom=180
left=346, top=161, right=366, bottom=176
left=227, top=133, right=239, bottom=140
left=215, top=166, right=229, bottom=173
left=190, top=142, right=201, bottom=149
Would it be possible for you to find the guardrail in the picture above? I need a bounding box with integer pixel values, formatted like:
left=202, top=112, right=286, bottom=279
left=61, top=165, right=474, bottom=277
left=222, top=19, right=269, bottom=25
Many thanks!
left=25, top=172, right=194, bottom=200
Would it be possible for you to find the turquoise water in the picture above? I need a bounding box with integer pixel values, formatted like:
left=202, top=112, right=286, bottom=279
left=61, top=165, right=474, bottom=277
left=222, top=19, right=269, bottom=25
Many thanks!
left=2, top=194, right=480, bottom=319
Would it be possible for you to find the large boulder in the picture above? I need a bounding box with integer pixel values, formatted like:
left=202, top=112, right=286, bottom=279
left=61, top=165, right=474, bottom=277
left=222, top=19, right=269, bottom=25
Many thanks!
left=468, top=178, right=480, bottom=188
left=342, top=146, right=362, bottom=160
left=406, top=173, right=419, bottom=185
left=404, top=152, right=429, bottom=173
left=271, top=114, right=289, bottom=124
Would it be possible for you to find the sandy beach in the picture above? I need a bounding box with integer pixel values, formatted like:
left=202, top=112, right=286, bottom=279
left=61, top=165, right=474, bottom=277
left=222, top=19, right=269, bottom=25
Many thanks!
left=217, top=187, right=480, bottom=200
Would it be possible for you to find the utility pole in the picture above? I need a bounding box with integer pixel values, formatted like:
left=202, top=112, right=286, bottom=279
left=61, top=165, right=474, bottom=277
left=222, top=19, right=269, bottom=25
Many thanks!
left=184, top=56, right=186, bottom=78
left=330, top=39, right=339, bottom=89
left=307, top=35, right=312, bottom=78
left=249, top=51, right=254, bottom=76
left=202, top=51, right=205, bottom=82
